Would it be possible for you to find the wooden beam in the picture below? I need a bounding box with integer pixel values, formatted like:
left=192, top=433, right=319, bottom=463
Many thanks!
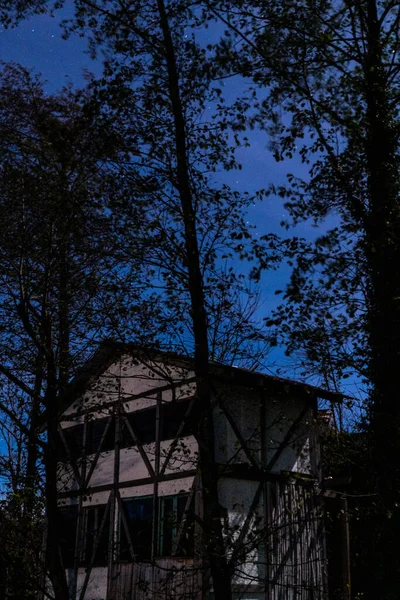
left=71, top=418, right=87, bottom=600
left=107, top=394, right=121, bottom=597
left=58, top=469, right=198, bottom=498
left=84, top=414, right=113, bottom=487
left=58, top=378, right=197, bottom=422
left=58, top=469, right=310, bottom=500
left=152, top=391, right=162, bottom=560
left=172, top=483, right=196, bottom=556
left=116, top=490, right=135, bottom=561
left=341, top=496, right=351, bottom=600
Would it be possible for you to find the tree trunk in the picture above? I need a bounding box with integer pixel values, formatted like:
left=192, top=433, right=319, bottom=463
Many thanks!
left=44, top=365, right=70, bottom=600
left=156, top=2, right=233, bottom=598
left=58, top=197, right=71, bottom=391
left=24, top=351, right=44, bottom=516
left=363, top=1, right=400, bottom=596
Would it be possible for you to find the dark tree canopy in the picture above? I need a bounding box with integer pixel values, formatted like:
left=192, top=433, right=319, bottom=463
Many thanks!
left=206, top=1, right=400, bottom=597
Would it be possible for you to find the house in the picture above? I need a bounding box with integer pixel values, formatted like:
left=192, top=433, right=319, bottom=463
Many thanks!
left=57, top=342, right=342, bottom=600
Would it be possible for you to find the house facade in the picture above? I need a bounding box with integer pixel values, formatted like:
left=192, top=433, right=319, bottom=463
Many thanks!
left=57, top=342, right=341, bottom=600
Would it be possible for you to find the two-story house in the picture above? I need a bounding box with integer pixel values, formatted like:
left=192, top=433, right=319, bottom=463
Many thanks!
left=56, top=342, right=342, bottom=600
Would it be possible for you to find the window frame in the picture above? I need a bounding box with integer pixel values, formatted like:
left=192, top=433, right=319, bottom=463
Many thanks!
left=117, top=493, right=194, bottom=562
left=81, top=503, right=110, bottom=567
left=158, top=493, right=193, bottom=558
left=59, top=504, right=79, bottom=568
left=118, top=495, right=154, bottom=562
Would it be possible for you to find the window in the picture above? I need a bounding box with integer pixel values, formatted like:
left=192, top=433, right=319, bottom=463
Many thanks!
left=58, top=418, right=115, bottom=461
left=162, top=400, right=194, bottom=440
left=58, top=425, right=84, bottom=461
left=57, top=397, right=198, bottom=463
left=86, top=417, right=115, bottom=455
left=59, top=505, right=78, bottom=568
left=119, top=497, right=153, bottom=561
left=158, top=494, right=194, bottom=557
left=83, top=505, right=110, bottom=566
left=118, top=494, right=194, bottom=562
left=120, top=398, right=196, bottom=449
left=59, top=505, right=110, bottom=568
left=121, top=409, right=156, bottom=448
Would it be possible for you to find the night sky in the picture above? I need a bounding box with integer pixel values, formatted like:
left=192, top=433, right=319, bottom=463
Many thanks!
left=0, top=5, right=336, bottom=380
left=0, top=4, right=303, bottom=232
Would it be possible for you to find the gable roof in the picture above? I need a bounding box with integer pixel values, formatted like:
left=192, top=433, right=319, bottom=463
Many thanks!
left=58, top=341, right=343, bottom=416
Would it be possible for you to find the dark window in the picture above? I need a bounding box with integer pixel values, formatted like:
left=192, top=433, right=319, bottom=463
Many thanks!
left=158, top=494, right=194, bottom=557
left=119, top=497, right=153, bottom=561
left=62, top=425, right=84, bottom=460
left=121, top=409, right=156, bottom=447
left=133, top=409, right=156, bottom=444
left=119, top=399, right=196, bottom=450
left=86, top=417, right=115, bottom=455
left=83, top=505, right=110, bottom=566
left=162, top=399, right=194, bottom=440
left=120, top=416, right=133, bottom=448
left=59, top=505, right=78, bottom=568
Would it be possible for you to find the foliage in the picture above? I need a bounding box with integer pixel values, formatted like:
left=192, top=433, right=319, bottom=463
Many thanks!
left=0, top=61, right=159, bottom=599
left=0, top=491, right=45, bottom=599
left=66, top=0, right=276, bottom=363
left=206, top=1, right=400, bottom=596
left=204, top=0, right=396, bottom=388
left=0, top=3, right=279, bottom=599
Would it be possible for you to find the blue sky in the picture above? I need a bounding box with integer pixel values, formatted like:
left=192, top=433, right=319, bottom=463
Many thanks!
left=0, top=7, right=298, bottom=296
left=0, top=4, right=361, bottom=403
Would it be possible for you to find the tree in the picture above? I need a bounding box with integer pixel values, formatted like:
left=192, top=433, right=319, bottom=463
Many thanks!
left=71, top=3, right=245, bottom=597
left=0, top=5, right=278, bottom=597
left=205, top=0, right=400, bottom=596
left=49, top=1, right=279, bottom=598
left=0, top=62, right=163, bottom=599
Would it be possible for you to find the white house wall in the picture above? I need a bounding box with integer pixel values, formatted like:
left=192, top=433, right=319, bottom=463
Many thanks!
left=266, top=396, right=317, bottom=476
left=60, top=355, right=316, bottom=482
left=74, top=567, right=107, bottom=600
left=219, top=477, right=266, bottom=589
left=212, top=384, right=317, bottom=477
left=61, top=354, right=196, bottom=423
left=213, top=385, right=262, bottom=466
left=58, top=439, right=198, bottom=494
left=58, top=462, right=79, bottom=493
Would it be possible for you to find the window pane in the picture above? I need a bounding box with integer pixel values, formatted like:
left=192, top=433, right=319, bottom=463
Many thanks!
left=176, top=499, right=194, bottom=558
left=162, top=400, right=194, bottom=441
left=120, top=415, right=136, bottom=449
left=134, top=409, right=156, bottom=444
left=87, top=418, right=114, bottom=455
left=160, top=497, right=174, bottom=556
left=84, top=505, right=109, bottom=566
left=63, top=425, right=84, bottom=459
left=158, top=494, right=193, bottom=558
left=59, top=505, right=78, bottom=568
left=119, top=497, right=153, bottom=561
left=121, top=409, right=156, bottom=448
